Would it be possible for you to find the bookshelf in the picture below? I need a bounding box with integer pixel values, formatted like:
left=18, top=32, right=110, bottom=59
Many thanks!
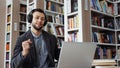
left=4, top=0, right=27, bottom=68
left=90, top=0, right=120, bottom=67
left=4, top=0, right=20, bottom=68
left=19, top=0, right=27, bottom=35
left=64, top=0, right=120, bottom=67
left=64, top=0, right=91, bottom=42
left=44, top=0, right=64, bottom=47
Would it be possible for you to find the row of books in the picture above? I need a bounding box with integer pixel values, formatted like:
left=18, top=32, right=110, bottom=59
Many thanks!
left=95, top=46, right=116, bottom=59
left=91, top=15, right=114, bottom=29
left=90, top=0, right=114, bottom=15
left=47, top=14, right=64, bottom=25
left=46, top=23, right=64, bottom=36
left=46, top=1, right=64, bottom=13
left=68, top=15, right=79, bottom=29
left=68, top=31, right=78, bottom=42
left=92, top=32, right=114, bottom=43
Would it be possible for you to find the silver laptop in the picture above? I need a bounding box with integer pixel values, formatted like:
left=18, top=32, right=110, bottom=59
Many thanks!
left=57, top=42, right=97, bottom=68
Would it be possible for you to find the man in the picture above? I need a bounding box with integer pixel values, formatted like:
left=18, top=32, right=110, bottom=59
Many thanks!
left=11, top=8, right=59, bottom=68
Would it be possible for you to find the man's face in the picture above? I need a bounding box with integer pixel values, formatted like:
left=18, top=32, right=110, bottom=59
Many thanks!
left=31, top=11, right=45, bottom=31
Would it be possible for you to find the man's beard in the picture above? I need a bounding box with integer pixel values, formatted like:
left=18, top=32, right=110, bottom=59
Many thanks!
left=32, top=24, right=43, bottom=31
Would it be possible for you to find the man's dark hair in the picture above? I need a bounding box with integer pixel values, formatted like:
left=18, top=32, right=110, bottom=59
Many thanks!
left=27, top=8, right=47, bottom=26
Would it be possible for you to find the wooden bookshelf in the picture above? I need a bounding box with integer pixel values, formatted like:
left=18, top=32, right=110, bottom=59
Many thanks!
left=89, top=0, right=120, bottom=67
left=44, top=0, right=64, bottom=48
left=64, top=0, right=91, bottom=42
left=4, top=0, right=26, bottom=68
left=19, top=0, right=27, bottom=35
left=64, top=0, right=120, bottom=67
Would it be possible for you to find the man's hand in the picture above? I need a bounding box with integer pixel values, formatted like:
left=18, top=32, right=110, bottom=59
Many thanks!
left=22, top=39, right=32, bottom=57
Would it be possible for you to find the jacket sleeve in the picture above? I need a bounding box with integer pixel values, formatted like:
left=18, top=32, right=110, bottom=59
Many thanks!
left=10, top=37, right=25, bottom=68
left=53, top=35, right=60, bottom=60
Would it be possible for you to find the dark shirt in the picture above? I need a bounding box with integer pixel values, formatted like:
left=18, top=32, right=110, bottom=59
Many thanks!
left=31, top=31, right=49, bottom=68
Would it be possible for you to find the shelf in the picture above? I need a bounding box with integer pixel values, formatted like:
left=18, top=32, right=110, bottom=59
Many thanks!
left=114, top=1, right=120, bottom=3
left=115, top=29, right=120, bottom=31
left=91, top=8, right=114, bottom=17
left=45, top=10, right=63, bottom=15
left=106, top=0, right=114, bottom=3
left=67, top=11, right=78, bottom=16
left=52, top=23, right=64, bottom=26
left=96, top=43, right=116, bottom=46
left=91, top=25, right=115, bottom=31
left=115, top=14, right=120, bottom=17
left=20, top=21, right=26, bottom=23
left=67, top=28, right=79, bottom=32
left=20, top=0, right=27, bottom=5
left=116, top=44, right=120, bottom=46
left=56, top=35, right=64, bottom=38
left=48, top=0, right=64, bottom=5
left=45, top=0, right=64, bottom=47
left=29, top=1, right=34, bottom=6
left=19, top=30, right=26, bottom=32
left=20, top=12, right=26, bottom=15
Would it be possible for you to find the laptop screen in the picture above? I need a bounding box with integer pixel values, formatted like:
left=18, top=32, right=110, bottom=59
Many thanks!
left=57, top=42, right=97, bottom=68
